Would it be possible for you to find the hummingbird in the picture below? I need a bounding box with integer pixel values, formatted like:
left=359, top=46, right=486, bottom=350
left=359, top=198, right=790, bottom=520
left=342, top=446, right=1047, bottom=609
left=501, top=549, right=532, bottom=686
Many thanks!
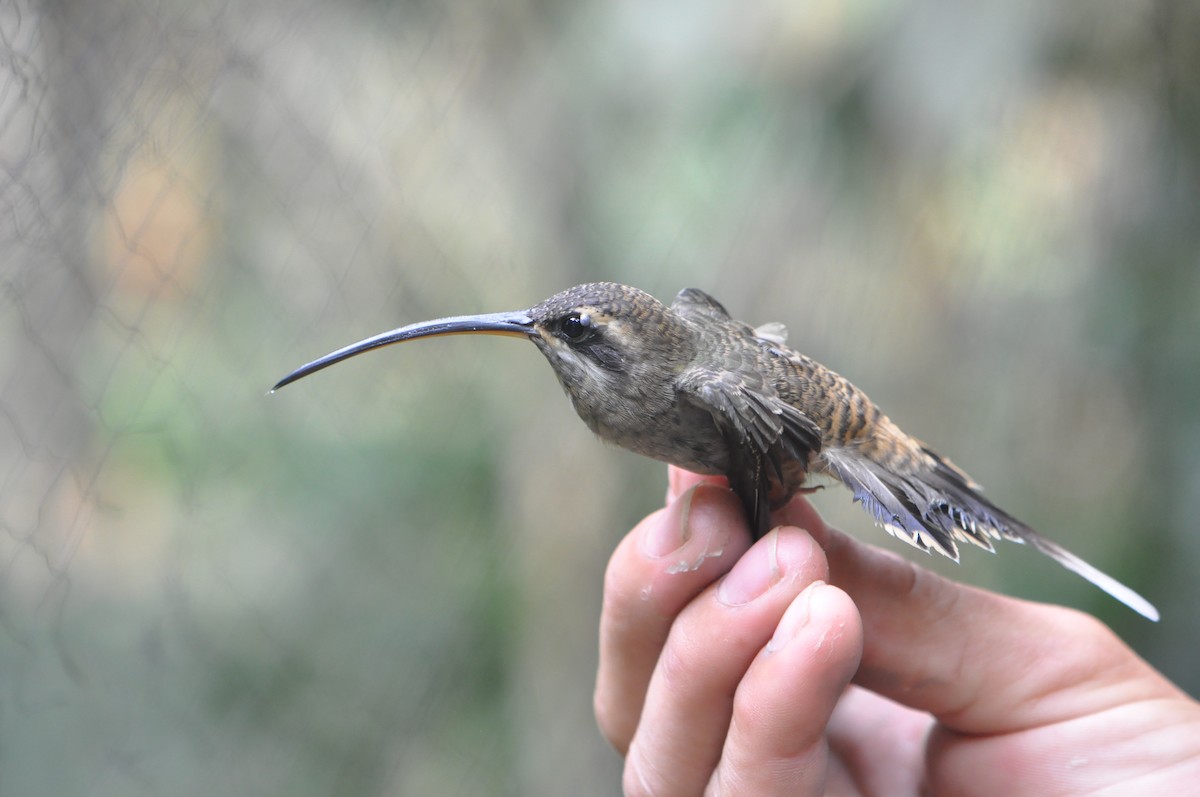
left=273, top=282, right=1158, bottom=621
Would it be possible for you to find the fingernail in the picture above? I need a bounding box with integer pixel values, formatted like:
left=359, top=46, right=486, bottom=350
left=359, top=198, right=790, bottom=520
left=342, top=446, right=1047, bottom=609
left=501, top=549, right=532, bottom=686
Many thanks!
left=718, top=530, right=783, bottom=605
left=766, top=581, right=824, bottom=652
left=644, top=484, right=698, bottom=557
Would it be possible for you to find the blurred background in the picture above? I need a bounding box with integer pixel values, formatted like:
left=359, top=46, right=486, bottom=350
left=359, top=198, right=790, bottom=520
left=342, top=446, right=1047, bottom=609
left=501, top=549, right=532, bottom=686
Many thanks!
left=2, top=0, right=1198, bottom=794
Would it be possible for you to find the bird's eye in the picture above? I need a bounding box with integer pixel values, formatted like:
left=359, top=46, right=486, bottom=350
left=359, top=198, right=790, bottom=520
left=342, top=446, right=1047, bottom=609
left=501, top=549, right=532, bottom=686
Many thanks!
left=559, top=312, right=594, bottom=343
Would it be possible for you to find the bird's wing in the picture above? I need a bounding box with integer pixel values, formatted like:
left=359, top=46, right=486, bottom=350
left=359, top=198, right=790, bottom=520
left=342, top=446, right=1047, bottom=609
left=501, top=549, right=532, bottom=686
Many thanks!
left=672, top=288, right=733, bottom=322
left=674, top=289, right=790, bottom=347
left=677, top=367, right=822, bottom=536
left=753, top=322, right=789, bottom=346
left=678, top=369, right=822, bottom=468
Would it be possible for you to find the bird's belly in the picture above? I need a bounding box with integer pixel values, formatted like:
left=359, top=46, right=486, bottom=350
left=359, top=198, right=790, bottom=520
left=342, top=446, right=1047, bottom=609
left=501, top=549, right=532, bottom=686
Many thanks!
left=582, top=403, right=731, bottom=475
left=624, top=425, right=730, bottom=475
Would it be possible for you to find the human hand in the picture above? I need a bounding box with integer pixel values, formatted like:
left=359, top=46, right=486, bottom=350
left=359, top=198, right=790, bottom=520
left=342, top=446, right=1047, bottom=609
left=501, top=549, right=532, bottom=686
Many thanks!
left=594, top=466, right=1200, bottom=795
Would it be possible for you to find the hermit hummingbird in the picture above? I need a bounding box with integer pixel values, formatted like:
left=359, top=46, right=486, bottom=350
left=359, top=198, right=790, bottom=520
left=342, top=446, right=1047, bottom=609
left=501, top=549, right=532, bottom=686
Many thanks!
left=273, top=282, right=1158, bottom=621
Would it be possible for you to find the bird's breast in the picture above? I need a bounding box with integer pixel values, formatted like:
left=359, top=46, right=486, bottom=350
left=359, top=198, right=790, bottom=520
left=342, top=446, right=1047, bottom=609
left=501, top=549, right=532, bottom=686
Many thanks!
left=572, top=394, right=732, bottom=476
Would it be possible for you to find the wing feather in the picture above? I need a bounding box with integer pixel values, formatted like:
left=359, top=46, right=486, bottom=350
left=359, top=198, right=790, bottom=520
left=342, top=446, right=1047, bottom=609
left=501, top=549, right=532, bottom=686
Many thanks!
left=677, top=368, right=821, bottom=537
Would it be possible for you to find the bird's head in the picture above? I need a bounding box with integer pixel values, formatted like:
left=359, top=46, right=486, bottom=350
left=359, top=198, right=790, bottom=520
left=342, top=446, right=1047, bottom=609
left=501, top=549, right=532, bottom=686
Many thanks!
left=271, top=283, right=694, bottom=406
left=524, top=283, right=693, bottom=401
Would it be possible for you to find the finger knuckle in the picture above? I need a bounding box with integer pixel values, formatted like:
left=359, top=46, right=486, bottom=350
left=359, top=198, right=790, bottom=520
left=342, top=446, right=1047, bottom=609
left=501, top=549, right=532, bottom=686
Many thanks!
left=601, top=552, right=642, bottom=630
left=657, top=623, right=704, bottom=690
left=728, top=687, right=765, bottom=739
left=593, top=684, right=629, bottom=754
left=622, top=753, right=664, bottom=797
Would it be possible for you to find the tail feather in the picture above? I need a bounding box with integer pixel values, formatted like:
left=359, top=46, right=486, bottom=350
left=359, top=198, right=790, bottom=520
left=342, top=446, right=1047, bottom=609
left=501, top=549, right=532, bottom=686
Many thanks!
left=821, top=449, right=1003, bottom=559
left=1026, top=535, right=1160, bottom=622
left=821, top=447, right=1159, bottom=621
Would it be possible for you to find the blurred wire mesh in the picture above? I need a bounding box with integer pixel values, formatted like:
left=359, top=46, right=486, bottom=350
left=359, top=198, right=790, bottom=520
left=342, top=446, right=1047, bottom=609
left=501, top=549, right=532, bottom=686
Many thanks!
left=2, top=1, right=1198, bottom=795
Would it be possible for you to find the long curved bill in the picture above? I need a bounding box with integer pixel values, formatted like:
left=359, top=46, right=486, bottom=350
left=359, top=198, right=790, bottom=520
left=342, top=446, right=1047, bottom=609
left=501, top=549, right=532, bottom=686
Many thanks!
left=271, top=310, right=534, bottom=391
